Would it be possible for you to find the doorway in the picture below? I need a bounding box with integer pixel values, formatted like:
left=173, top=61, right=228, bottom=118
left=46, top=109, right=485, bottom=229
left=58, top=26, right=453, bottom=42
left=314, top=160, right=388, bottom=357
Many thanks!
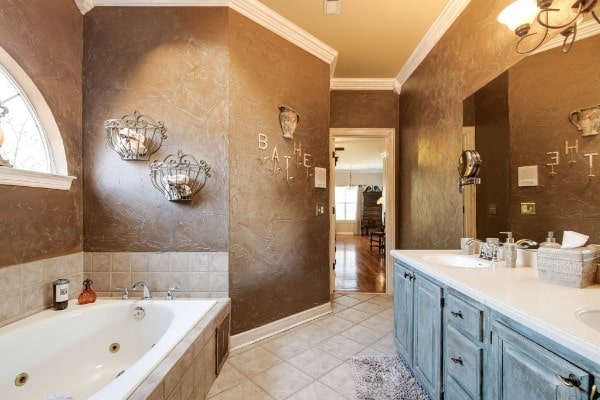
left=329, top=128, right=396, bottom=295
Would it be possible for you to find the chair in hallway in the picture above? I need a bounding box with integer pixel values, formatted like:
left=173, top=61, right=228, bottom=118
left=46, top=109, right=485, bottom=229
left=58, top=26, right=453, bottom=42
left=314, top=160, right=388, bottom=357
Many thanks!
left=369, top=230, right=385, bottom=253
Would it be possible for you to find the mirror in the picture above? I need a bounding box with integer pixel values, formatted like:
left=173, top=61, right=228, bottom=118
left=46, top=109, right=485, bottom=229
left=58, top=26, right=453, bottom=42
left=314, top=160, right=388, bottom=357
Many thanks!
left=463, top=34, right=600, bottom=244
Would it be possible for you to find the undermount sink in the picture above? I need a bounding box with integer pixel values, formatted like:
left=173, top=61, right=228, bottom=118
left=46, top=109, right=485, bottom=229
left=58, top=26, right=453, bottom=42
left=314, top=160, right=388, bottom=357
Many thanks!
left=576, top=309, right=600, bottom=332
left=422, top=253, right=491, bottom=268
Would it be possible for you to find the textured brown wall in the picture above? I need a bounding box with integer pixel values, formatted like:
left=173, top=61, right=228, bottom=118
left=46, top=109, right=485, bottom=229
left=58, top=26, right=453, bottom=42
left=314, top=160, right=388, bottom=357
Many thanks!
left=473, top=72, right=511, bottom=240
left=83, top=7, right=229, bottom=252
left=0, top=0, right=83, bottom=266
left=330, top=90, right=398, bottom=128
left=228, top=11, right=330, bottom=334
left=508, top=35, right=600, bottom=243
left=398, top=0, right=524, bottom=249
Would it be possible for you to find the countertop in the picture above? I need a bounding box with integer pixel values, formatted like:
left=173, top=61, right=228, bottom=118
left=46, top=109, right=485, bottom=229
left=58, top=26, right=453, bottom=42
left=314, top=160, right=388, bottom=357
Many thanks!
left=390, top=249, right=600, bottom=367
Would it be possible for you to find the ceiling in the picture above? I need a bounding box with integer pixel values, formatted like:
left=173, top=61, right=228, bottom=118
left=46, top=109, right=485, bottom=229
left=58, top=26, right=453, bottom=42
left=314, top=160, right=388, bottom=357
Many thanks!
left=257, top=0, right=449, bottom=78
left=334, top=137, right=386, bottom=172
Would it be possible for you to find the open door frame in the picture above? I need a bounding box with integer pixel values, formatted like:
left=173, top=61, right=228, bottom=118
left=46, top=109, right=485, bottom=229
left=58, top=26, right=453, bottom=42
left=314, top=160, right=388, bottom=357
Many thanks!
left=329, top=128, right=396, bottom=295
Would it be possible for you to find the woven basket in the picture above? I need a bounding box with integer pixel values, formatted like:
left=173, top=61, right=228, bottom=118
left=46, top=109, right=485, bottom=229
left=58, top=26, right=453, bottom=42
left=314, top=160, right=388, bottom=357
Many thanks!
left=537, top=247, right=598, bottom=288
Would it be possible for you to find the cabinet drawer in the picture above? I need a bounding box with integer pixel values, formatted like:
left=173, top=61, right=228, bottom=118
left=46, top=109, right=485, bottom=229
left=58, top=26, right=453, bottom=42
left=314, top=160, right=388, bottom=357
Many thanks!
left=446, top=325, right=483, bottom=400
left=445, top=375, right=475, bottom=400
left=446, top=292, right=483, bottom=342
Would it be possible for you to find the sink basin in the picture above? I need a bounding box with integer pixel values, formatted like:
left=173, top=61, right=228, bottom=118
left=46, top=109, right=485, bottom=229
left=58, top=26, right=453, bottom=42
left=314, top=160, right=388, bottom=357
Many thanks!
left=422, top=254, right=491, bottom=268
left=576, top=309, right=600, bottom=332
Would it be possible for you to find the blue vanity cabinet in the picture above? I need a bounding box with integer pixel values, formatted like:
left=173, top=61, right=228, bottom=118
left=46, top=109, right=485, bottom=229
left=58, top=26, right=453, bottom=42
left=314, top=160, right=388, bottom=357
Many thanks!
left=394, top=260, right=443, bottom=399
left=491, top=321, right=592, bottom=400
left=443, top=291, right=484, bottom=400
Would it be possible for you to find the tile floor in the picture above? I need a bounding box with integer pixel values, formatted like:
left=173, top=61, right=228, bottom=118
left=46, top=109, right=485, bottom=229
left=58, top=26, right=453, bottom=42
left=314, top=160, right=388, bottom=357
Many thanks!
left=207, top=293, right=396, bottom=400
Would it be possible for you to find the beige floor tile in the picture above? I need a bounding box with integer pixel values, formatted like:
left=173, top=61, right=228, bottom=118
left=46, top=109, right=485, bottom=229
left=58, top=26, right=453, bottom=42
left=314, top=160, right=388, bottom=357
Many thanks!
left=336, top=307, right=372, bottom=323
left=371, top=332, right=398, bottom=354
left=355, top=346, right=388, bottom=358
left=319, top=362, right=357, bottom=400
left=331, top=302, right=348, bottom=314
left=289, top=323, right=335, bottom=346
left=208, top=380, right=274, bottom=400
left=288, top=347, right=344, bottom=378
left=340, top=323, right=387, bottom=346
left=333, top=295, right=362, bottom=307
left=251, top=362, right=313, bottom=400
left=206, top=364, right=247, bottom=398
left=344, top=293, right=376, bottom=302
left=286, top=380, right=348, bottom=400
left=379, top=306, right=394, bottom=318
left=312, top=314, right=355, bottom=334
left=366, top=294, right=394, bottom=306
left=351, top=300, right=387, bottom=314
left=228, top=346, right=282, bottom=377
left=260, top=334, right=313, bottom=359
left=359, top=313, right=393, bottom=334
left=317, top=334, right=366, bottom=360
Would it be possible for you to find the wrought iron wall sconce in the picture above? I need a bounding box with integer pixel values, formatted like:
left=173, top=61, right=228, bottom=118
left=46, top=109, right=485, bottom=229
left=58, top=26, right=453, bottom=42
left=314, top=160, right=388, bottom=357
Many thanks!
left=498, top=0, right=600, bottom=54
left=149, top=150, right=211, bottom=201
left=105, top=110, right=167, bottom=161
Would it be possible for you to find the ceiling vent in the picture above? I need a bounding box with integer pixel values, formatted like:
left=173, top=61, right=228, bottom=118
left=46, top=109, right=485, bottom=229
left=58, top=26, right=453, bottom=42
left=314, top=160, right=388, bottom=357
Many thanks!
left=323, top=0, right=341, bottom=15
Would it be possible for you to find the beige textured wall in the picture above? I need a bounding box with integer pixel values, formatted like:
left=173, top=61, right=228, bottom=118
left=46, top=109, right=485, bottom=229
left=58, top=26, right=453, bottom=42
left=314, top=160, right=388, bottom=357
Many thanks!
left=228, top=10, right=330, bottom=334
left=0, top=0, right=83, bottom=266
left=398, top=0, right=524, bottom=249
left=83, top=7, right=229, bottom=252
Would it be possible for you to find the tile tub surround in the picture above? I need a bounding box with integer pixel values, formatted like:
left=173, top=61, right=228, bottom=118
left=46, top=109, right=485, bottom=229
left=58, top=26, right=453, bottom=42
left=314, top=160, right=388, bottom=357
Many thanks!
left=84, top=252, right=229, bottom=299
left=206, top=293, right=395, bottom=400
left=0, top=253, right=83, bottom=328
left=128, top=299, right=231, bottom=400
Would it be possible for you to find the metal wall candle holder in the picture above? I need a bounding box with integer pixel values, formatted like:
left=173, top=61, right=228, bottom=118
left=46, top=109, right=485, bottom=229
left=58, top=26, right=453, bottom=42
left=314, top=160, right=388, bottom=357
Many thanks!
left=149, top=150, right=211, bottom=201
left=105, top=110, right=167, bottom=160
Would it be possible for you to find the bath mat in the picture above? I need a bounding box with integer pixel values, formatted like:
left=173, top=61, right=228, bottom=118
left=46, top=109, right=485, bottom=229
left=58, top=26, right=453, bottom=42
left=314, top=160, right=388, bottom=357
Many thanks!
left=349, top=354, right=430, bottom=400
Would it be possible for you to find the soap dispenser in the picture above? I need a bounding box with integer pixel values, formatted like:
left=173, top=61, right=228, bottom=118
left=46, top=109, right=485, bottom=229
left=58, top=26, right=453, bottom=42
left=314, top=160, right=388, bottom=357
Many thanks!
left=500, top=232, right=516, bottom=268
left=540, top=231, right=561, bottom=248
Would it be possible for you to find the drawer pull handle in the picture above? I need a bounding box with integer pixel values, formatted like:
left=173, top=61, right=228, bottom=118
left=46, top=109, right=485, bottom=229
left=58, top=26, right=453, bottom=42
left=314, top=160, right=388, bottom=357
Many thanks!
left=403, top=272, right=415, bottom=281
left=590, top=384, right=597, bottom=400
left=450, top=357, right=463, bottom=365
left=555, top=373, right=581, bottom=388
left=450, top=310, right=463, bottom=319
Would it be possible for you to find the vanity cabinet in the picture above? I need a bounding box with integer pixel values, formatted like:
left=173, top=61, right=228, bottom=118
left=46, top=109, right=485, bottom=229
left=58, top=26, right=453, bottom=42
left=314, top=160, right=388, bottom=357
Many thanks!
left=491, top=321, right=592, bottom=400
left=394, top=260, right=443, bottom=399
left=444, top=291, right=484, bottom=400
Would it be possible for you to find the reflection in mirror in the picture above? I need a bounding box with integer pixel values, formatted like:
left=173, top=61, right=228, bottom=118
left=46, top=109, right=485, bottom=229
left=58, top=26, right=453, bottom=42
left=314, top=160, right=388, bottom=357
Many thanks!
left=463, top=34, right=600, bottom=244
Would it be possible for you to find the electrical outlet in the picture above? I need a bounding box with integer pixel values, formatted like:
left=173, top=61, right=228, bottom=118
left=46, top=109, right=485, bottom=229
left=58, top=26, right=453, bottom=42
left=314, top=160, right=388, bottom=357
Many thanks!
left=520, top=202, right=536, bottom=215
left=316, top=203, right=325, bottom=216
left=488, top=204, right=497, bottom=215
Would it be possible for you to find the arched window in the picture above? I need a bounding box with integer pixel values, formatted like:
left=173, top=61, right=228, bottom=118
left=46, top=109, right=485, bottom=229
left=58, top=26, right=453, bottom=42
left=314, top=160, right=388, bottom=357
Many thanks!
left=0, top=47, right=74, bottom=190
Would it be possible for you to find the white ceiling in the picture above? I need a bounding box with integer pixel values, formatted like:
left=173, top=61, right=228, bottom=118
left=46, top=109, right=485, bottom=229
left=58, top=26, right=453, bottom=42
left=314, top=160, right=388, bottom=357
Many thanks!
left=334, top=137, right=386, bottom=172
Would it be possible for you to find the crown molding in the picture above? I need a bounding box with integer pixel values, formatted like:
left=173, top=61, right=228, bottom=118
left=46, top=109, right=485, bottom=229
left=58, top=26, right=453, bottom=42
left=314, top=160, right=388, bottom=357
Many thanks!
left=395, top=0, right=471, bottom=91
left=330, top=78, right=400, bottom=93
left=534, top=19, right=600, bottom=54
left=73, top=0, right=338, bottom=75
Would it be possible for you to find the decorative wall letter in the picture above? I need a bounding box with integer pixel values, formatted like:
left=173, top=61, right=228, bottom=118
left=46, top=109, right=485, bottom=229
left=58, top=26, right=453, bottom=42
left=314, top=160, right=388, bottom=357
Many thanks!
left=547, top=151, right=559, bottom=176
left=565, top=140, right=579, bottom=165
left=584, top=153, right=598, bottom=178
left=258, top=134, right=268, bottom=150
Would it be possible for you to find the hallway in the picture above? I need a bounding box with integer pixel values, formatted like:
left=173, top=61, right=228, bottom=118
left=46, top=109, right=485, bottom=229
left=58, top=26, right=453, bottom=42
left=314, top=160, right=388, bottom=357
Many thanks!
left=334, top=235, right=386, bottom=293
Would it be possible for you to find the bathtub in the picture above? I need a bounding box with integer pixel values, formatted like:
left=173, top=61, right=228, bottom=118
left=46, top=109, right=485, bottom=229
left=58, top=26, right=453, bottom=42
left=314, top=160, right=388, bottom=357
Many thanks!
left=0, top=299, right=216, bottom=400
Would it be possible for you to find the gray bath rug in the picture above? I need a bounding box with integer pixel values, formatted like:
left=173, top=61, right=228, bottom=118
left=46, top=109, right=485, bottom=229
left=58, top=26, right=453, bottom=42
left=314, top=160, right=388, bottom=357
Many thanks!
left=349, top=354, right=430, bottom=400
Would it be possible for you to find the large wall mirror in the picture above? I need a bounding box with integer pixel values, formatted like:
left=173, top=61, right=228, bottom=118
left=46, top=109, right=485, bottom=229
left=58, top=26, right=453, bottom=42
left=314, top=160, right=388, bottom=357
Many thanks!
left=463, top=34, right=600, bottom=244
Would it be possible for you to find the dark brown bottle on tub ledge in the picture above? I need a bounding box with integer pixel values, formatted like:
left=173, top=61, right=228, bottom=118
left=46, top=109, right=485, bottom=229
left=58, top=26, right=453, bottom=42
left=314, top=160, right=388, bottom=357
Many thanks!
left=52, top=278, right=69, bottom=310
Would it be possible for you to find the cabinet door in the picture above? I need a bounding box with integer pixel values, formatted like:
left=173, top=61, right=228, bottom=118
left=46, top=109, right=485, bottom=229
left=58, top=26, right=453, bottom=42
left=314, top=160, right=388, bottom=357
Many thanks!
left=413, top=274, right=443, bottom=400
left=492, top=322, right=591, bottom=400
left=393, top=261, right=414, bottom=363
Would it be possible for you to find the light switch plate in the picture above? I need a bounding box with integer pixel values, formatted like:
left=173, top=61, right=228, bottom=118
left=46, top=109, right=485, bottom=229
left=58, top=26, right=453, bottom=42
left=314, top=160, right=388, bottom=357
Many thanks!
left=316, top=203, right=326, bottom=216
left=520, top=202, right=536, bottom=215
left=488, top=203, right=497, bottom=215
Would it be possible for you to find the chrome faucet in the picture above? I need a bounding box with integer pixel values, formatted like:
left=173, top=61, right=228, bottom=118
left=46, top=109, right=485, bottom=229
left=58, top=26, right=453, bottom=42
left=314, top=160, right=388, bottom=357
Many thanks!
left=132, top=281, right=152, bottom=300
left=166, top=287, right=179, bottom=301
left=115, top=286, right=130, bottom=300
left=463, top=238, right=484, bottom=255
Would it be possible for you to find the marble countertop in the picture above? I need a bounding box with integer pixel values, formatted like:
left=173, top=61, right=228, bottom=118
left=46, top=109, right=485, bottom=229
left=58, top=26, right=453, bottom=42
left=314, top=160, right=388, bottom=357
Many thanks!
left=390, top=249, right=600, bottom=367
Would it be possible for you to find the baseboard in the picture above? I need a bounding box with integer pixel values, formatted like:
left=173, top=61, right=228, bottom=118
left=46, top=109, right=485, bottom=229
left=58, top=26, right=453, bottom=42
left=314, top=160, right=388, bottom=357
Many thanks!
left=230, top=302, right=332, bottom=350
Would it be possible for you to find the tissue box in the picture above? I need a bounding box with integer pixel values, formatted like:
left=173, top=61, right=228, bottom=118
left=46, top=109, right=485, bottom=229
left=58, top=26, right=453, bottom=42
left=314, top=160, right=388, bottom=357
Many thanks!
left=537, top=247, right=598, bottom=288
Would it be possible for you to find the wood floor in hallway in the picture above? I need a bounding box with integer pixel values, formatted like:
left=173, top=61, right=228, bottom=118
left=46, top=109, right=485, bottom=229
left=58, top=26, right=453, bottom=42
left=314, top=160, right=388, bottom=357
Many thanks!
left=334, top=234, right=386, bottom=293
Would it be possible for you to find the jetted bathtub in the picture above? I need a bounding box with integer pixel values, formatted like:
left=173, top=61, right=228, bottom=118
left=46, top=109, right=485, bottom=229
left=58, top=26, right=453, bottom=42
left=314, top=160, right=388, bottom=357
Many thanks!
left=0, top=299, right=216, bottom=400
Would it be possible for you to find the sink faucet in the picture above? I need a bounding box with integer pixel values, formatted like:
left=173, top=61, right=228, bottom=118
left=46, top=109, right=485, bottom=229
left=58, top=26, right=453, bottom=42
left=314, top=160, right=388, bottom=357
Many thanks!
left=132, top=281, right=152, bottom=300
left=463, top=239, right=484, bottom=255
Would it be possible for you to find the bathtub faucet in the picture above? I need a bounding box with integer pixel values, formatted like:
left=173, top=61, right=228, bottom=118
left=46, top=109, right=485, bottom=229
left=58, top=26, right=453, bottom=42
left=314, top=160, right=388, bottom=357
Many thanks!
left=132, top=281, right=152, bottom=300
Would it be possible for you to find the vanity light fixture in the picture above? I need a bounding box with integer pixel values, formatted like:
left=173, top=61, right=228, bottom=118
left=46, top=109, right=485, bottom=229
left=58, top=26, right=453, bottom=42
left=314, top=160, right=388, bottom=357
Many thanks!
left=498, top=0, right=600, bottom=54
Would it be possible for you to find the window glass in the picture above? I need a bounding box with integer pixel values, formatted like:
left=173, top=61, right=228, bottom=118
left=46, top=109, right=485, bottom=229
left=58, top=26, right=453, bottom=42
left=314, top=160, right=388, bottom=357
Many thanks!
left=335, top=185, right=358, bottom=221
left=0, top=65, right=54, bottom=173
